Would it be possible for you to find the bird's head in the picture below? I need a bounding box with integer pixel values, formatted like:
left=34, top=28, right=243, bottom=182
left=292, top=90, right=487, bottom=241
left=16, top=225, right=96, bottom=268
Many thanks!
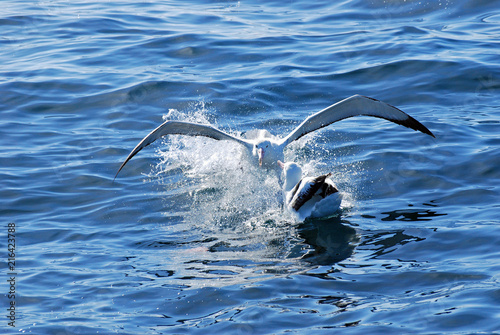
left=253, top=139, right=282, bottom=167
left=278, top=160, right=302, bottom=191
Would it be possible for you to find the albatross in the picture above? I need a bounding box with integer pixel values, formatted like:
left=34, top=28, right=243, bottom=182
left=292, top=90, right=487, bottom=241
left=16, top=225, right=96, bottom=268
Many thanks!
left=278, top=160, right=342, bottom=220
left=115, top=95, right=434, bottom=179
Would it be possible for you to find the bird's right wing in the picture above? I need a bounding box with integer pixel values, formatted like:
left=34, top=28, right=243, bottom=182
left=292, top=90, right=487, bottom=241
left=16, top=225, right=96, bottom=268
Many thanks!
left=115, top=120, right=253, bottom=179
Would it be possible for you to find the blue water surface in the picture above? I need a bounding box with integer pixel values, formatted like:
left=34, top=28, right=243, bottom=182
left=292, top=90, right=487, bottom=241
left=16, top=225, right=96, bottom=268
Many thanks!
left=1, top=0, right=500, bottom=334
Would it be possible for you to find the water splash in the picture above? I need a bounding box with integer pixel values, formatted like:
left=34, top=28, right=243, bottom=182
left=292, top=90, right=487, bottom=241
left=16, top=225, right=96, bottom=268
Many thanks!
left=148, top=102, right=358, bottom=232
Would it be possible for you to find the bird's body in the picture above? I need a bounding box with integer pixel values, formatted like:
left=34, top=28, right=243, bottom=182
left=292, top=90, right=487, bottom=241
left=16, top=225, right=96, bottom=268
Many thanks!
left=115, top=95, right=435, bottom=179
left=279, top=161, right=342, bottom=220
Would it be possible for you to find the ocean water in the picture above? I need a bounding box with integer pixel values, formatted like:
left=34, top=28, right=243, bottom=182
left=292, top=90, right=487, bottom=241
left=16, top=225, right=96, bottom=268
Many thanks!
left=1, top=0, right=500, bottom=334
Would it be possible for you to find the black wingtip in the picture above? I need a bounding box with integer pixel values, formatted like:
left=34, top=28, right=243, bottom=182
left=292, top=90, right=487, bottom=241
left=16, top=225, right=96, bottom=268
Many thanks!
left=113, top=151, right=137, bottom=181
left=364, top=96, right=436, bottom=138
left=405, top=114, right=436, bottom=138
left=113, top=169, right=121, bottom=182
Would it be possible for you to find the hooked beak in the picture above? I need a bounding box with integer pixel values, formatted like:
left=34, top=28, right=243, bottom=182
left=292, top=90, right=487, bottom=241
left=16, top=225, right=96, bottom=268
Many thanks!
left=258, top=148, right=264, bottom=167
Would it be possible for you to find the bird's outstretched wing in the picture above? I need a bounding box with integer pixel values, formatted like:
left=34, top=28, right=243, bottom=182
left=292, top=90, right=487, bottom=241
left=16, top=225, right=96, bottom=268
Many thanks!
left=115, top=120, right=253, bottom=179
left=279, top=95, right=435, bottom=147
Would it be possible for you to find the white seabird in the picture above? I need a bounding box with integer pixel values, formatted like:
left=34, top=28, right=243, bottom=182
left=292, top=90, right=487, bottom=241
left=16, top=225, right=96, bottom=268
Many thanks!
left=115, top=95, right=434, bottom=178
left=278, top=160, right=342, bottom=221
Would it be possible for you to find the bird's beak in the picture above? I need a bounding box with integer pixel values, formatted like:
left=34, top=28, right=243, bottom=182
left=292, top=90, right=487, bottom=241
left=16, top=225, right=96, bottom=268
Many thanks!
left=277, top=160, right=285, bottom=170
left=258, top=148, right=264, bottom=167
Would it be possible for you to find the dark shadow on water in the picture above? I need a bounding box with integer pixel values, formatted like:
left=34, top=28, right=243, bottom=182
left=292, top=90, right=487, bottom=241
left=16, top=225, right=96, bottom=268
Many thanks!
left=360, top=229, right=426, bottom=260
left=358, top=204, right=447, bottom=261
left=380, top=207, right=447, bottom=222
left=295, top=216, right=359, bottom=266
left=295, top=203, right=447, bottom=268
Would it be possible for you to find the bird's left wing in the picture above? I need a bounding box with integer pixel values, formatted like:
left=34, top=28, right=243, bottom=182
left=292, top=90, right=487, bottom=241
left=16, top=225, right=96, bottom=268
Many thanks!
left=279, top=95, right=435, bottom=147
left=115, top=120, right=253, bottom=179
